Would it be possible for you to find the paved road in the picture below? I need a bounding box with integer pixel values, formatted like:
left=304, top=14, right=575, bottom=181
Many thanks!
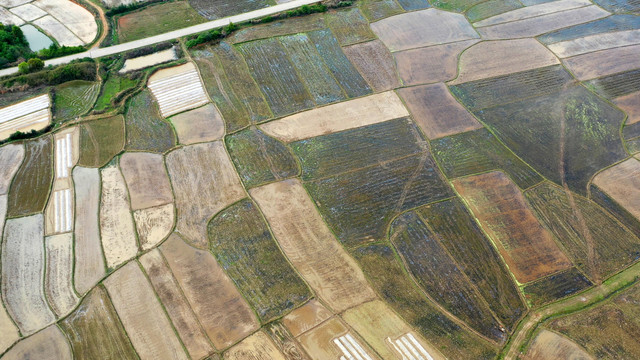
left=0, top=0, right=320, bottom=77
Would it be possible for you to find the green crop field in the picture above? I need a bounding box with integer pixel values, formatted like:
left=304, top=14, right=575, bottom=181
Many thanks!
left=53, top=81, right=100, bottom=121
left=124, top=90, right=176, bottom=153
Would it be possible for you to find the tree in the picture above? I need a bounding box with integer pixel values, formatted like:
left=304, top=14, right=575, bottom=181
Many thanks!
left=27, top=57, right=44, bottom=71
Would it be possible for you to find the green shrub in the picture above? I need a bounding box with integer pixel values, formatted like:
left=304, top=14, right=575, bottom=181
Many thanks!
left=0, top=23, right=32, bottom=68
left=37, top=44, right=85, bottom=60
left=18, top=62, right=29, bottom=74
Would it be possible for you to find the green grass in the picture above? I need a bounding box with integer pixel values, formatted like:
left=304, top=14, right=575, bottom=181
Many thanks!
left=117, top=1, right=207, bottom=43
left=53, top=80, right=100, bottom=121
left=208, top=199, right=312, bottom=322
left=7, top=136, right=53, bottom=217
left=94, top=74, right=139, bottom=112
left=124, top=90, right=176, bottom=153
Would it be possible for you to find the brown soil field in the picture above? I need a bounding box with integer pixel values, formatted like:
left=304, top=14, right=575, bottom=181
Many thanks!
left=342, top=300, right=445, bottom=360
left=0, top=144, right=24, bottom=195
left=119, top=152, right=173, bottom=211
left=139, top=249, right=214, bottom=359
left=593, top=158, right=640, bottom=221
left=283, top=300, right=333, bottom=337
left=7, top=136, right=53, bottom=217
left=476, top=6, right=609, bottom=40
left=525, top=329, right=593, bottom=360
left=72, top=167, right=105, bottom=295
left=250, top=179, right=377, bottom=312
left=343, top=40, right=400, bottom=92
left=394, top=40, right=479, bottom=86
left=160, top=233, right=259, bottom=349
left=165, top=141, right=245, bottom=248
left=1, top=215, right=55, bottom=335
left=0, top=298, right=19, bottom=354
left=452, top=171, right=572, bottom=283
left=133, top=204, right=175, bottom=250
left=0, top=194, right=6, bottom=245
left=547, top=29, right=640, bottom=58
left=45, top=233, right=79, bottom=316
left=371, top=9, right=479, bottom=52
left=614, top=91, right=640, bottom=125
left=61, top=286, right=138, bottom=360
left=224, top=331, right=286, bottom=360
left=103, top=261, right=188, bottom=360
left=563, top=44, right=640, bottom=81
left=398, top=83, right=483, bottom=139
left=450, top=39, right=560, bottom=85
left=2, top=325, right=71, bottom=360
left=99, top=164, right=138, bottom=268
left=259, top=91, right=409, bottom=142
left=169, top=104, right=225, bottom=145
left=297, top=317, right=379, bottom=360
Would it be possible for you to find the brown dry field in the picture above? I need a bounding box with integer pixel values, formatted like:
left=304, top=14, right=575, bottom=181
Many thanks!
left=450, top=39, right=560, bottom=85
left=452, top=171, right=572, bottom=283
left=1, top=215, right=55, bottom=335
left=165, top=141, right=245, bottom=248
left=343, top=40, right=400, bottom=92
left=283, top=300, right=333, bottom=337
left=564, top=44, right=640, bottom=81
left=1, top=325, right=71, bottom=360
left=615, top=91, right=640, bottom=125
left=250, top=179, right=377, bottom=312
left=99, top=164, right=138, bottom=268
left=133, top=203, right=175, bottom=250
left=525, top=329, right=593, bottom=360
left=474, top=0, right=591, bottom=26
left=370, top=9, right=479, bottom=52
left=103, top=261, right=188, bottom=360
left=297, top=317, right=379, bottom=360
left=61, top=286, right=139, bottom=360
left=398, top=83, right=483, bottom=139
left=139, top=249, right=214, bottom=359
left=476, top=6, right=608, bottom=40
left=546, top=30, right=640, bottom=58
left=170, top=104, right=225, bottom=145
left=72, top=166, right=105, bottom=295
left=224, top=330, right=286, bottom=360
left=44, top=233, right=79, bottom=316
left=119, top=152, right=173, bottom=210
left=394, top=40, right=479, bottom=86
left=160, top=233, right=259, bottom=349
left=342, top=300, right=445, bottom=360
left=259, top=91, right=409, bottom=142
left=0, top=293, right=19, bottom=354
left=0, top=144, right=25, bottom=195
left=593, top=158, right=640, bottom=221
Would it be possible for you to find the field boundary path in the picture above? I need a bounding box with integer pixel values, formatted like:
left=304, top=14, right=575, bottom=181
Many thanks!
left=0, top=0, right=321, bottom=77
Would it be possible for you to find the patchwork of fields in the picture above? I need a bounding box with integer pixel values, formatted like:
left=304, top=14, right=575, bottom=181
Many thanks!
left=2, top=0, right=640, bottom=358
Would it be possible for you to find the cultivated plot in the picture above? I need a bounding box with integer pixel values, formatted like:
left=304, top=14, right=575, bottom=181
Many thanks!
left=44, top=233, right=79, bottom=316
left=119, top=152, right=173, bottom=211
left=325, top=7, right=375, bottom=46
left=538, top=14, right=640, bottom=45
left=72, top=167, right=105, bottom=295
left=169, top=104, right=224, bottom=144
left=250, top=179, right=377, bottom=312
left=99, top=163, right=138, bottom=268
left=297, top=317, right=379, bottom=360
left=593, top=158, right=640, bottom=221
left=124, top=90, right=176, bottom=153
left=522, top=267, right=592, bottom=306
left=1, top=325, right=71, bottom=360
left=61, top=286, right=138, bottom=360
left=160, top=233, right=259, bottom=349
left=547, top=29, right=640, bottom=58
left=563, top=44, right=640, bottom=81
left=358, top=0, right=404, bottom=21
left=1, top=215, right=55, bottom=335
left=139, top=249, right=214, bottom=359
left=343, top=40, right=400, bottom=92
left=615, top=91, right=640, bottom=125
left=148, top=63, right=210, bottom=118
left=282, top=299, right=333, bottom=337
left=120, top=48, right=178, bottom=73
left=526, top=329, right=594, bottom=360
left=260, top=91, right=409, bottom=142
left=77, top=115, right=125, bottom=168
left=452, top=171, right=572, bottom=284
left=33, top=0, right=97, bottom=43
left=0, top=94, right=50, bottom=141
left=133, top=203, right=174, bottom=250
left=189, top=0, right=273, bottom=19
left=103, top=261, right=188, bottom=360
left=7, top=136, right=53, bottom=217
left=208, top=199, right=311, bottom=322
left=165, top=141, right=245, bottom=248
left=53, top=81, right=100, bottom=121
left=224, top=331, right=286, bottom=360
left=0, top=143, right=25, bottom=195
left=371, top=9, right=479, bottom=52
left=398, top=83, right=482, bottom=139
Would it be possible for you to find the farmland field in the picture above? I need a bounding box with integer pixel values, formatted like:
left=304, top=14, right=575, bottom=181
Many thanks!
left=525, top=329, right=593, bottom=360
left=53, top=81, right=100, bottom=121
left=325, top=8, right=375, bottom=46
left=522, top=267, right=593, bottom=306
left=169, top=104, right=225, bottom=144
left=208, top=199, right=311, bottom=322
left=77, top=115, right=125, bottom=168
left=343, top=40, right=400, bottom=92
left=117, top=2, right=206, bottom=43
left=124, top=90, right=176, bottom=153
left=189, top=0, right=274, bottom=19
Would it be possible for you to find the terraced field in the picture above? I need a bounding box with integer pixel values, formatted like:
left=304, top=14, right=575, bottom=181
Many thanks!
left=2, top=1, right=640, bottom=358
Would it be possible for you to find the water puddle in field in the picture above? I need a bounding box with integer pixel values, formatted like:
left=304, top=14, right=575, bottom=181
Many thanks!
left=20, top=24, right=53, bottom=52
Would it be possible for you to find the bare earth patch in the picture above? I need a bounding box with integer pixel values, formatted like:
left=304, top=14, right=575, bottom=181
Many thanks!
left=120, top=152, right=173, bottom=211
left=169, top=104, right=225, bottom=145
left=593, top=158, right=640, bottom=221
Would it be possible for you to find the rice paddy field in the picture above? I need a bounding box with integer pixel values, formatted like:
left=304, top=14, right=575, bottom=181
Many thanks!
left=2, top=0, right=640, bottom=358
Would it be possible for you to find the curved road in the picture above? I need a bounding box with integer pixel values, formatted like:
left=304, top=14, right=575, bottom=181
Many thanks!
left=0, top=0, right=320, bottom=77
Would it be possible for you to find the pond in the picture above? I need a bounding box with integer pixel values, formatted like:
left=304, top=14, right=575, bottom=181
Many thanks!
left=20, top=24, right=53, bottom=52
